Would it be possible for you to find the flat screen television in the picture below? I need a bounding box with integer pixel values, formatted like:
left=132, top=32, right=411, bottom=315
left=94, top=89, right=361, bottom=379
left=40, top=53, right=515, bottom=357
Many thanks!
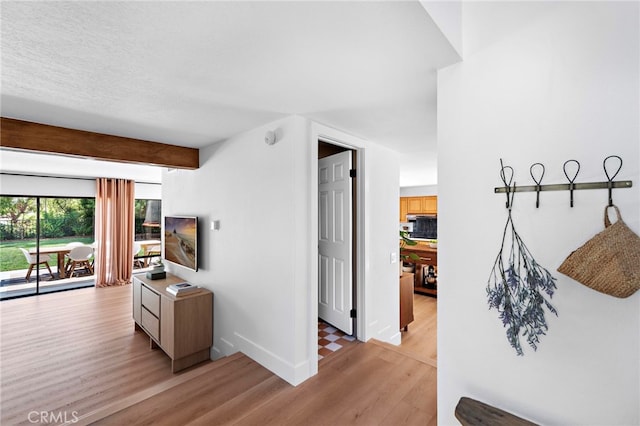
left=164, top=216, right=198, bottom=271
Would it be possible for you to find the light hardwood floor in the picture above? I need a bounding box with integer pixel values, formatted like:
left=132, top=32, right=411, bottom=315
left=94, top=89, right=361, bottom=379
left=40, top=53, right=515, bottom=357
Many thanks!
left=0, top=285, right=437, bottom=425
left=379, top=291, right=437, bottom=367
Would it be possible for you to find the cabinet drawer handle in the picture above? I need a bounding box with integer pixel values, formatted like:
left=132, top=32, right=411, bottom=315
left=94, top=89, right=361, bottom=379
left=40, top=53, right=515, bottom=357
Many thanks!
left=420, top=257, right=432, bottom=261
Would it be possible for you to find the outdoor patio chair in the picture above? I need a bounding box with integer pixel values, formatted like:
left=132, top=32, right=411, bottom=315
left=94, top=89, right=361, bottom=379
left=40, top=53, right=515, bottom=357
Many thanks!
left=63, top=241, right=86, bottom=270
left=19, top=248, right=53, bottom=282
left=133, top=242, right=144, bottom=269
left=65, top=245, right=94, bottom=278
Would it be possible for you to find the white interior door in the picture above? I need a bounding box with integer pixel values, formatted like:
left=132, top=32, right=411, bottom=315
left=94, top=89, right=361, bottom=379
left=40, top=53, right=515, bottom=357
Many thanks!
left=318, top=150, right=353, bottom=335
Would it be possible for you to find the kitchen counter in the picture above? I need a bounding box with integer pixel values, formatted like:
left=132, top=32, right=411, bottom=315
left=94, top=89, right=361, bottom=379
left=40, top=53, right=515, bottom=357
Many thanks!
left=401, top=244, right=436, bottom=258
left=401, top=244, right=437, bottom=297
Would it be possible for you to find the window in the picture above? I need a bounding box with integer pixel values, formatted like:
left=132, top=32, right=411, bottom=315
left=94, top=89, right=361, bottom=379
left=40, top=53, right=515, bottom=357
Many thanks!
left=0, top=196, right=95, bottom=299
left=0, top=195, right=163, bottom=298
left=133, top=199, right=162, bottom=268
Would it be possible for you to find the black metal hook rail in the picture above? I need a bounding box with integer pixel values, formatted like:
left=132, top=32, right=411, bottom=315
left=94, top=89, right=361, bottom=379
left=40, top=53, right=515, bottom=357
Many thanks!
left=495, top=155, right=634, bottom=208
left=494, top=180, right=633, bottom=193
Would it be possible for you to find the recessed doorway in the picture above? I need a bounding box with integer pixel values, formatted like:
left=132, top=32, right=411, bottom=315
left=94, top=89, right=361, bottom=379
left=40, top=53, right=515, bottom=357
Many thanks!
left=317, top=141, right=358, bottom=340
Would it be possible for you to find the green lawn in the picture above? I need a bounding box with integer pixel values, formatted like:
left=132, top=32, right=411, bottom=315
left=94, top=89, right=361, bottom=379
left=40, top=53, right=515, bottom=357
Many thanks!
left=0, top=237, right=93, bottom=272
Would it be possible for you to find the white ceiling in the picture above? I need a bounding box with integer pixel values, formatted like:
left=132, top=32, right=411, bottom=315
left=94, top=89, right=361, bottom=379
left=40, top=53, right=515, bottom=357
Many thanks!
left=1, top=1, right=460, bottom=186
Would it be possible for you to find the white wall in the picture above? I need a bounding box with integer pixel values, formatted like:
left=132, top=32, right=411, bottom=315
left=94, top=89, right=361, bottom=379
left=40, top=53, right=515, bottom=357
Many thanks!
left=0, top=173, right=161, bottom=199
left=420, top=0, right=463, bottom=59
left=360, top=139, right=401, bottom=345
left=0, top=174, right=96, bottom=197
left=162, top=116, right=311, bottom=384
left=438, top=2, right=639, bottom=425
left=400, top=185, right=438, bottom=197
left=0, top=149, right=162, bottom=198
left=0, top=150, right=162, bottom=183
left=162, top=116, right=400, bottom=385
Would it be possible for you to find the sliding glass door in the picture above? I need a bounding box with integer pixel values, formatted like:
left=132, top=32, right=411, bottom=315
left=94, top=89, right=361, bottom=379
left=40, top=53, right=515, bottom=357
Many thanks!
left=133, top=199, right=161, bottom=268
left=38, top=197, right=95, bottom=294
left=0, top=197, right=39, bottom=298
left=0, top=196, right=95, bottom=299
left=1, top=195, right=161, bottom=299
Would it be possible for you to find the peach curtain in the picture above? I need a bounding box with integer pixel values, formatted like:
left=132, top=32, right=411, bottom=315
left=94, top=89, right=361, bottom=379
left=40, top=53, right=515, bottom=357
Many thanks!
left=94, top=178, right=135, bottom=287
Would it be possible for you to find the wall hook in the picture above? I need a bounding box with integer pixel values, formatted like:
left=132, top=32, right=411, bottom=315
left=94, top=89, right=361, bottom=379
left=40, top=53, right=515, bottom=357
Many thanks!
left=603, top=155, right=622, bottom=206
left=563, top=159, right=581, bottom=207
left=499, top=159, right=514, bottom=208
left=529, top=163, right=545, bottom=208
left=495, top=157, right=632, bottom=204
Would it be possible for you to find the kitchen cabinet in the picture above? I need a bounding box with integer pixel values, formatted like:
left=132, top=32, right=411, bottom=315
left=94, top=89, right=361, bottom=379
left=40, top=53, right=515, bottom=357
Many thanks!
left=399, top=198, right=408, bottom=222
left=407, top=197, right=423, bottom=214
left=421, top=196, right=437, bottom=214
left=400, top=196, right=437, bottom=220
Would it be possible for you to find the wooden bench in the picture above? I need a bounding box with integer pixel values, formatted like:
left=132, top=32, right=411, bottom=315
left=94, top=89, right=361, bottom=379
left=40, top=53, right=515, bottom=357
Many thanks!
left=455, top=397, right=538, bottom=425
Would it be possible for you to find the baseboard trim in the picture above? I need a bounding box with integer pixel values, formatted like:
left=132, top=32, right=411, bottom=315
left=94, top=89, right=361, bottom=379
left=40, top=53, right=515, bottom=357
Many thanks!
left=387, top=330, right=402, bottom=346
left=234, top=331, right=310, bottom=386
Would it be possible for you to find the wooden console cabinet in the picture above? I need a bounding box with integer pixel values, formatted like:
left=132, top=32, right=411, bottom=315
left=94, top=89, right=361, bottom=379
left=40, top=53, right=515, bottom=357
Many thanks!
left=132, top=273, right=213, bottom=373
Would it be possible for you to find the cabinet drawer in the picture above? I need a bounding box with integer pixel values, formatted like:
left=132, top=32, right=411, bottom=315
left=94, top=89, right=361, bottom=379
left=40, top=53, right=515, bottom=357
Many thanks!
left=141, top=284, right=160, bottom=316
left=418, top=254, right=436, bottom=263
left=141, top=307, right=160, bottom=342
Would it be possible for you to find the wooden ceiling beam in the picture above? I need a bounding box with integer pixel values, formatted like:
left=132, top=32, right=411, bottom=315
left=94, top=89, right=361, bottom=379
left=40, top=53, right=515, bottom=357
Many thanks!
left=0, top=117, right=199, bottom=169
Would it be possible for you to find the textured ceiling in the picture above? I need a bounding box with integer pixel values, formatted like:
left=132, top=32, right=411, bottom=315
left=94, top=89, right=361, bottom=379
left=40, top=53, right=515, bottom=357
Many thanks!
left=1, top=1, right=459, bottom=186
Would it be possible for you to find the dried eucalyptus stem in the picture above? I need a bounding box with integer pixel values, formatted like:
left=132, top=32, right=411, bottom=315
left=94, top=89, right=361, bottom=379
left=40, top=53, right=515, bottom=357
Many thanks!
left=487, top=183, right=558, bottom=355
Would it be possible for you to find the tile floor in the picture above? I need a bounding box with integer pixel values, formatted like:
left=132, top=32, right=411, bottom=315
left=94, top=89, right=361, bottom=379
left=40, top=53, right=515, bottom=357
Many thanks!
left=318, top=320, right=356, bottom=360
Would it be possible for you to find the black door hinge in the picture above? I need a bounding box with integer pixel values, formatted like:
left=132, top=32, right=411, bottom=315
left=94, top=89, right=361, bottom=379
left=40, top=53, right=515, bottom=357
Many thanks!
left=350, top=308, right=357, bottom=318
left=350, top=169, right=356, bottom=178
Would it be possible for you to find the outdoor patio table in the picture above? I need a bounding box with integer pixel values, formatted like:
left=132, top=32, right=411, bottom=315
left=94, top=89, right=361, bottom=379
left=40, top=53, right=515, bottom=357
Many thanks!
left=28, top=245, right=73, bottom=279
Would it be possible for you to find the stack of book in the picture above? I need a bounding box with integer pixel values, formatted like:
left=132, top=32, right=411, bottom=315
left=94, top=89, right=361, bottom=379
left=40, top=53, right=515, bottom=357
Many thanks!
left=166, top=282, right=199, bottom=296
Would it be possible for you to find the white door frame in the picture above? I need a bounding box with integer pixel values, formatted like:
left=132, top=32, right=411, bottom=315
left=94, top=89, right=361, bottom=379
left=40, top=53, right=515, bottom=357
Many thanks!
left=318, top=150, right=353, bottom=335
left=309, top=123, right=366, bottom=377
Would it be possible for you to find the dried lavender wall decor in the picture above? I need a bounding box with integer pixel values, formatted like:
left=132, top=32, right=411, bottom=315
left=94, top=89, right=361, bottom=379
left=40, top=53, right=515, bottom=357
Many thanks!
left=487, top=180, right=558, bottom=355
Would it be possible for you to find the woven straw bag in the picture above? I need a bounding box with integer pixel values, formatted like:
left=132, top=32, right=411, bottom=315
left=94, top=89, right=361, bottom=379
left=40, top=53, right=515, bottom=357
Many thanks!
left=558, top=205, right=640, bottom=298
